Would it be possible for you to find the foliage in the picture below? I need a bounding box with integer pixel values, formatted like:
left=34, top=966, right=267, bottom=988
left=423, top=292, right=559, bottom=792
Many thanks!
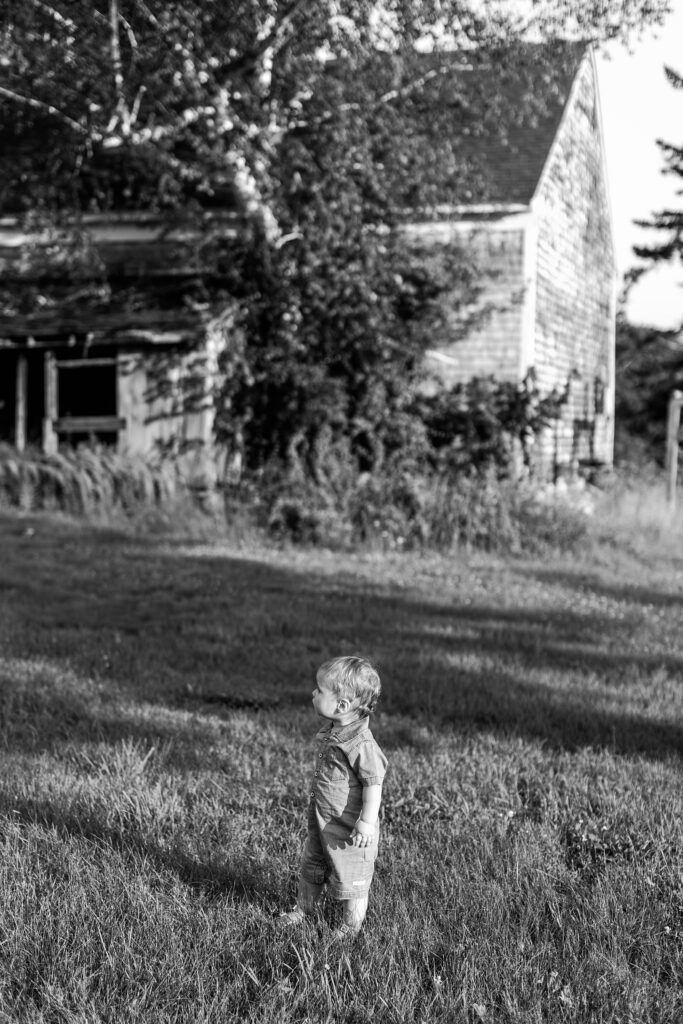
left=2, top=3, right=665, bottom=226
left=412, top=370, right=567, bottom=476
left=212, top=203, right=461, bottom=473
left=251, top=450, right=589, bottom=555
left=633, top=65, right=683, bottom=268
left=0, top=2, right=671, bottom=473
left=0, top=354, right=590, bottom=555
left=220, top=366, right=589, bottom=555
left=614, top=314, right=683, bottom=466
left=0, top=431, right=591, bottom=555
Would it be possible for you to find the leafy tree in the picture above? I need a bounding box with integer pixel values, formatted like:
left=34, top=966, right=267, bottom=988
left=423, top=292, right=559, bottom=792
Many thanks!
left=0, top=1, right=671, bottom=471
left=2, top=2, right=666, bottom=228
left=614, top=312, right=683, bottom=467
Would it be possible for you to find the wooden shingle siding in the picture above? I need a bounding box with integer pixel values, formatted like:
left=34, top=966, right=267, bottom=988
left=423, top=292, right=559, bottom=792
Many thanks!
left=532, top=55, right=615, bottom=472
left=410, top=218, right=528, bottom=390
left=419, top=48, right=616, bottom=476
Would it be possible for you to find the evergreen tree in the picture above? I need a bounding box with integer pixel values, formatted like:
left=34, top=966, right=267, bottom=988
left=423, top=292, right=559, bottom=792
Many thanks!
left=634, top=66, right=683, bottom=264
left=615, top=312, right=683, bottom=467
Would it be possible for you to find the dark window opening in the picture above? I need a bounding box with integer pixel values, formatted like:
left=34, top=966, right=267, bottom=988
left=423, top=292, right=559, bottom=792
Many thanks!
left=0, top=353, right=15, bottom=441
left=58, top=363, right=117, bottom=417
left=1, top=342, right=123, bottom=451
left=26, top=354, right=45, bottom=444
left=55, top=353, right=120, bottom=448
left=0, top=351, right=45, bottom=446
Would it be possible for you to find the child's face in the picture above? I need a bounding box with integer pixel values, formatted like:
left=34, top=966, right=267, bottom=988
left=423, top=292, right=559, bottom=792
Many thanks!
left=311, top=673, right=340, bottom=719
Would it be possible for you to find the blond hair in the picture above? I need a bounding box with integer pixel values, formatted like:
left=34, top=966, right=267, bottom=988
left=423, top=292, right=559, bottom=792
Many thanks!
left=318, top=656, right=381, bottom=718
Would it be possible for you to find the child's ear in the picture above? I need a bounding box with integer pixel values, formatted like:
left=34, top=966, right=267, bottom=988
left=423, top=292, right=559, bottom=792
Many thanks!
left=338, top=696, right=360, bottom=713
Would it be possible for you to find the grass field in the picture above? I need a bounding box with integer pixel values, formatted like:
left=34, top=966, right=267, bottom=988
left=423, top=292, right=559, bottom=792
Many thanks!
left=0, top=508, right=681, bottom=1023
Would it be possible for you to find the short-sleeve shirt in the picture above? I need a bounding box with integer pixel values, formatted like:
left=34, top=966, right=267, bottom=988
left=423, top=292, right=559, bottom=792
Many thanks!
left=309, top=717, right=387, bottom=829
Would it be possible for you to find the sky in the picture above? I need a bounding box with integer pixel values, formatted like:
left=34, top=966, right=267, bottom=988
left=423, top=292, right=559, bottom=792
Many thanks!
left=596, top=0, right=683, bottom=329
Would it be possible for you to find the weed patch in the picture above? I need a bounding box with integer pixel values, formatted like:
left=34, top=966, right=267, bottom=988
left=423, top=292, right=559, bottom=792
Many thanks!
left=561, top=815, right=655, bottom=877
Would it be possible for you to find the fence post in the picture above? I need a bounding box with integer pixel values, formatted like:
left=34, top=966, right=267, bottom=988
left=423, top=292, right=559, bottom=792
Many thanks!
left=43, top=350, right=58, bottom=454
left=15, top=353, right=27, bottom=452
left=666, top=389, right=683, bottom=510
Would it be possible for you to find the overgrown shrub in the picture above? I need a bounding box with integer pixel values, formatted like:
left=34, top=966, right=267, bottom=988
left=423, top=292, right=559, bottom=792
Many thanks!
left=412, top=371, right=566, bottom=476
left=227, top=367, right=586, bottom=553
left=246, top=448, right=590, bottom=554
left=0, top=385, right=592, bottom=555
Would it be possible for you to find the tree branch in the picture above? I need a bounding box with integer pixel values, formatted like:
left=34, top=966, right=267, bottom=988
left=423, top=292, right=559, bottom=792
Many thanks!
left=288, top=61, right=471, bottom=130
left=0, top=84, right=91, bottom=136
left=131, top=0, right=194, bottom=63
left=216, top=0, right=312, bottom=83
left=28, top=0, right=75, bottom=31
left=372, top=62, right=472, bottom=110
left=108, top=0, right=130, bottom=135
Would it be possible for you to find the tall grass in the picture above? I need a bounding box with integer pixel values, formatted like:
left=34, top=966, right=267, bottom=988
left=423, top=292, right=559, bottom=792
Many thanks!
left=593, top=476, right=683, bottom=556
left=0, top=444, right=233, bottom=538
left=0, top=511, right=681, bottom=1022
left=0, top=443, right=180, bottom=516
left=260, top=461, right=591, bottom=555
left=1, top=442, right=594, bottom=554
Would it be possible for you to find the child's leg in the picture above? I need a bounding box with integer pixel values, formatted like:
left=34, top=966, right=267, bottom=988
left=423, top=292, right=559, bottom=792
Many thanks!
left=327, top=823, right=378, bottom=936
left=297, top=875, right=324, bottom=913
left=334, top=827, right=379, bottom=935
left=341, top=895, right=368, bottom=932
left=280, top=874, right=325, bottom=925
left=280, top=821, right=327, bottom=924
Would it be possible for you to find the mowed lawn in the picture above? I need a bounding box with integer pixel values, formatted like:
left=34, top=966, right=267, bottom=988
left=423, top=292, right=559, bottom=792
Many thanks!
left=0, top=511, right=681, bottom=1023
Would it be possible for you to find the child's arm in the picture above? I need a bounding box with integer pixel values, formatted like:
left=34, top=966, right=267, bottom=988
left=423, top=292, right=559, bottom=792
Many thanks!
left=351, top=784, right=382, bottom=847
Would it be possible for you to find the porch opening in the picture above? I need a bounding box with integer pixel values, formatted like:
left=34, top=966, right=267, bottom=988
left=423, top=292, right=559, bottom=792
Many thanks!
left=55, top=355, right=119, bottom=446
left=1, top=342, right=126, bottom=452
left=0, top=350, right=45, bottom=447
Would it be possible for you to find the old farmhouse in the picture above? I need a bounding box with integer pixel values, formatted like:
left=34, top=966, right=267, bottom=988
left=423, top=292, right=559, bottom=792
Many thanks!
left=410, top=43, right=616, bottom=476
left=0, top=43, right=615, bottom=485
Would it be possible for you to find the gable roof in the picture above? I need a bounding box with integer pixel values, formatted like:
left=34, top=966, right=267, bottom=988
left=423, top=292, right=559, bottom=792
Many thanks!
left=387, top=41, right=590, bottom=213
left=458, top=44, right=589, bottom=206
left=0, top=40, right=595, bottom=345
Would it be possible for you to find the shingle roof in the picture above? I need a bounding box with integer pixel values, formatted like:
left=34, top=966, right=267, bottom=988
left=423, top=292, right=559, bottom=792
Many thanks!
left=385, top=41, right=589, bottom=211
left=457, top=44, right=588, bottom=205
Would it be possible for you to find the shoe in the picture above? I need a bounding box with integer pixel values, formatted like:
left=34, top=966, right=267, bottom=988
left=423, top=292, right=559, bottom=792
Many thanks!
left=330, top=922, right=361, bottom=940
left=278, top=907, right=307, bottom=926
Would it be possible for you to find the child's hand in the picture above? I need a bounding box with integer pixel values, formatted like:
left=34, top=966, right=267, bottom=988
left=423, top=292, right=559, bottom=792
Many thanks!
left=351, top=818, right=376, bottom=848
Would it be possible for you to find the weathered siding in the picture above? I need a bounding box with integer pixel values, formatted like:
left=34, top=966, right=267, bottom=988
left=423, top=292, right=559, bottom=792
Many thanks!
left=531, top=55, right=616, bottom=472
left=406, top=217, right=529, bottom=390
left=118, top=339, right=222, bottom=488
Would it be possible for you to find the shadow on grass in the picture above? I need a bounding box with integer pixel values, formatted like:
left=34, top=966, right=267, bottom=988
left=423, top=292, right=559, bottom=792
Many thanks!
left=0, top=790, right=284, bottom=906
left=2, top=515, right=682, bottom=763
left=517, top=566, right=683, bottom=609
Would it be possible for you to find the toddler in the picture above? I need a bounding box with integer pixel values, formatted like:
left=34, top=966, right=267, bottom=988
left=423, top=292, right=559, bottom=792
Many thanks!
left=281, top=656, right=387, bottom=938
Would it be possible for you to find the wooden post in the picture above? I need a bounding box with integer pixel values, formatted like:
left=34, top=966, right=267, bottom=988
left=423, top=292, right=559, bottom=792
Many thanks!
left=116, top=351, right=127, bottom=455
left=15, top=353, right=27, bottom=452
left=666, top=389, right=683, bottom=510
left=43, top=351, right=58, bottom=454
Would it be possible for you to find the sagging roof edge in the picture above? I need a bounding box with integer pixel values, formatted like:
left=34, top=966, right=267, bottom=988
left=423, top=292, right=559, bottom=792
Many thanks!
left=529, top=44, right=616, bottom=269
left=589, top=46, right=618, bottom=271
